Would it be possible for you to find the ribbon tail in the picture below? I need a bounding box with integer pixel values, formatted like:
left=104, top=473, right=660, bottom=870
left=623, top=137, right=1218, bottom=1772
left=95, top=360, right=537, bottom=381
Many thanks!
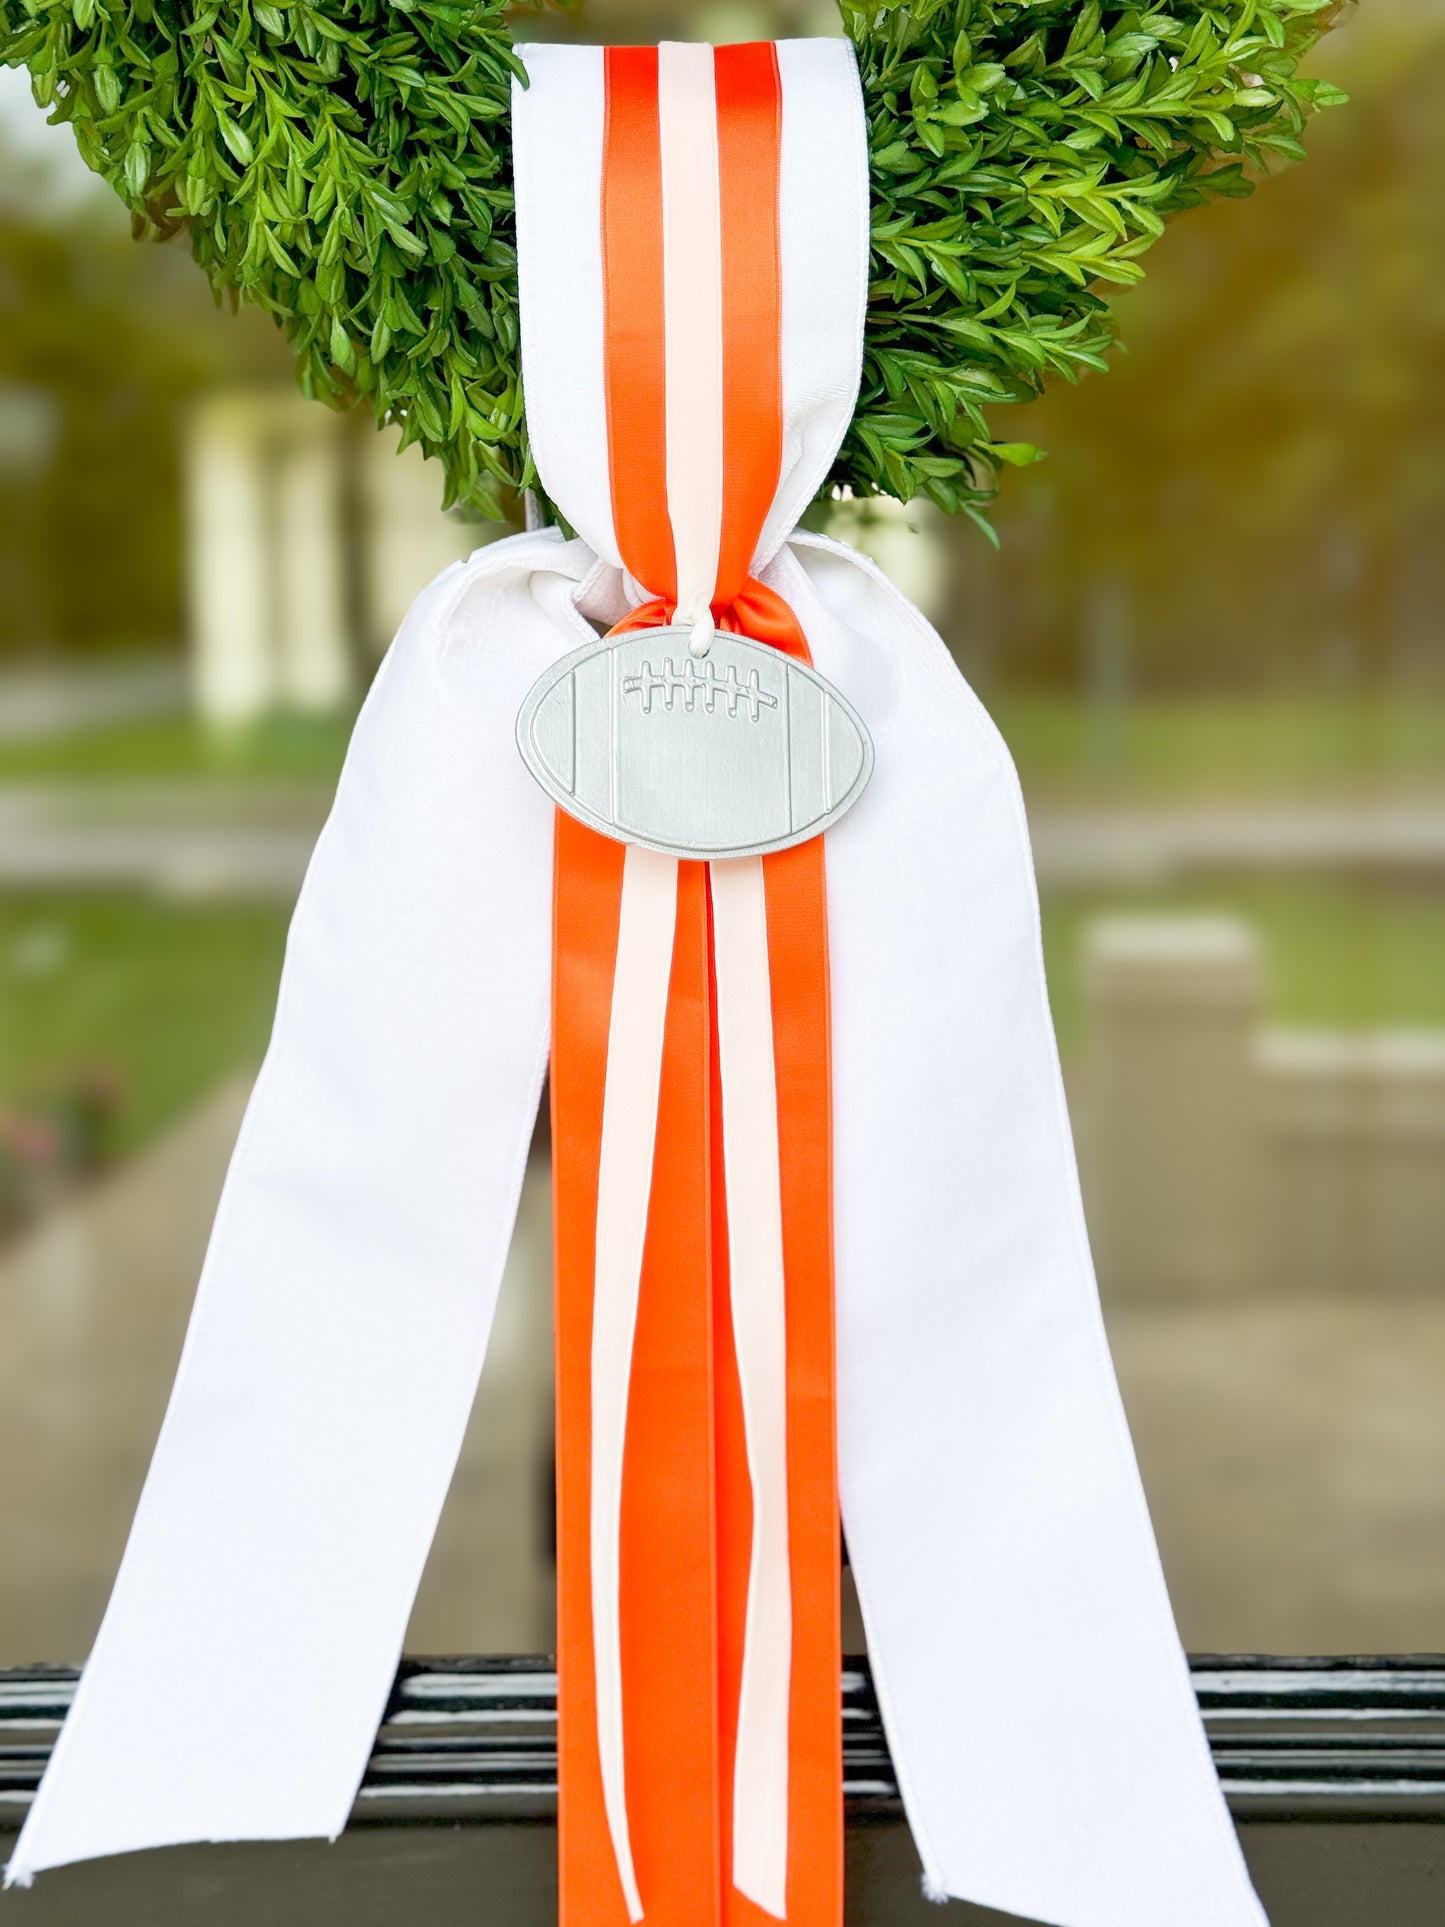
left=6, top=534, right=591, bottom=1886
left=775, top=532, right=1269, bottom=1927
left=711, top=855, right=792, bottom=1920
left=590, top=846, right=680, bottom=1924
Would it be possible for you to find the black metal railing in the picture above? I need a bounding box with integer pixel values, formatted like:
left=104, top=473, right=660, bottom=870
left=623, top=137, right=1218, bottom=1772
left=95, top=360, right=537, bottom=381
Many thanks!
left=3, top=1654, right=1443, bottom=1828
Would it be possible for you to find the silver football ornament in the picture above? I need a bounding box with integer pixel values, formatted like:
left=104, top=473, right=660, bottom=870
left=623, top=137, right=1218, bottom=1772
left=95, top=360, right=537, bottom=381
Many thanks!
left=516, top=624, right=873, bottom=861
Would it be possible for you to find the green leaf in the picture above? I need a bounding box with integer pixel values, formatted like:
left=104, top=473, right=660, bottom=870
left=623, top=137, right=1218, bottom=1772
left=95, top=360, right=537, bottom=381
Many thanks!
left=123, top=139, right=150, bottom=199
left=988, top=441, right=1046, bottom=466
left=213, top=106, right=254, bottom=168
left=0, top=0, right=1343, bottom=523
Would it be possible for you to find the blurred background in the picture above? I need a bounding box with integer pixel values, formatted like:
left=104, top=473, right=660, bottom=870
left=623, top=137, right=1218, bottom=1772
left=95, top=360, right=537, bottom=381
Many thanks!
left=0, top=0, right=1441, bottom=1670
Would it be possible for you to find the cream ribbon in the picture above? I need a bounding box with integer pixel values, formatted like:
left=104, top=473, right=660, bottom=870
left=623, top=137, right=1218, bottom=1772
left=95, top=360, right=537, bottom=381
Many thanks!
left=658, top=40, right=724, bottom=640
left=711, top=855, right=793, bottom=1917
left=590, top=844, right=680, bottom=1925
left=589, top=848, right=792, bottom=1921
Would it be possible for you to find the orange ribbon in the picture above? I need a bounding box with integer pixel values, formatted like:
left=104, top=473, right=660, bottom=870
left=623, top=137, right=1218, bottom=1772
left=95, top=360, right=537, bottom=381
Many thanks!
left=551, top=42, right=842, bottom=1927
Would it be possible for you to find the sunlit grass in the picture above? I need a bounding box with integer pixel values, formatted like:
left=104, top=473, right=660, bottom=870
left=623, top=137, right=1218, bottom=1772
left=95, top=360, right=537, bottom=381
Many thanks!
left=1, top=875, right=1443, bottom=1159
left=992, top=693, right=1445, bottom=801
left=1041, top=875, right=1445, bottom=1053
left=3, top=694, right=1442, bottom=799
left=0, top=894, right=289, bottom=1159
left=1, top=694, right=1443, bottom=1158
left=0, top=709, right=355, bottom=784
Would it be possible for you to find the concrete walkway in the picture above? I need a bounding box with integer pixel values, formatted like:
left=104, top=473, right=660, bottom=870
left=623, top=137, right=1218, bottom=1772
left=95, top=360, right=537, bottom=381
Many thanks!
left=0, top=1077, right=252, bottom=1662
left=0, top=1078, right=557, bottom=1663
left=0, top=1076, right=1441, bottom=1663
left=0, top=785, right=327, bottom=900
left=0, top=659, right=185, bottom=741
left=8, top=783, right=1445, bottom=897
left=1111, top=1295, right=1445, bottom=1653
left=1030, top=799, right=1445, bottom=888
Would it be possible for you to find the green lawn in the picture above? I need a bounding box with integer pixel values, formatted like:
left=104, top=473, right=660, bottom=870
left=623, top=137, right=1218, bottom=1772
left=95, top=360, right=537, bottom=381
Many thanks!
left=2, top=874, right=1443, bottom=1165
left=0, top=709, right=355, bottom=784
left=1, top=691, right=1443, bottom=1163
left=992, top=692, right=1445, bottom=802
left=2, top=693, right=1444, bottom=798
left=1040, top=874, right=1445, bottom=1053
left=0, top=894, right=290, bottom=1161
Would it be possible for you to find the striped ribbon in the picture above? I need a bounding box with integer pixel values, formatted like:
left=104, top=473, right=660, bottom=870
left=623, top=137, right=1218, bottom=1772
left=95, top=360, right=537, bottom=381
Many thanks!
left=550, top=41, right=842, bottom=1927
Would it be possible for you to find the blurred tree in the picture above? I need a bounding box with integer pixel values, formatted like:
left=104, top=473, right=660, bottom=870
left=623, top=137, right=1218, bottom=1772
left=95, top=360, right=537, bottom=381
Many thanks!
left=975, top=0, right=1444, bottom=693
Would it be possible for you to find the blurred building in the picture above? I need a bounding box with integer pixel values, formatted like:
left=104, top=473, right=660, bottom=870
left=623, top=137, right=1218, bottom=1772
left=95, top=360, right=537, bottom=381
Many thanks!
left=184, top=392, right=480, bottom=725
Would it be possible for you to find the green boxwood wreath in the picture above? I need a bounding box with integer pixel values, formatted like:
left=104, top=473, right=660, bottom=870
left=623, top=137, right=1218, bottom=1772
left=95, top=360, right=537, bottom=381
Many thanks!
left=0, top=0, right=1342, bottom=530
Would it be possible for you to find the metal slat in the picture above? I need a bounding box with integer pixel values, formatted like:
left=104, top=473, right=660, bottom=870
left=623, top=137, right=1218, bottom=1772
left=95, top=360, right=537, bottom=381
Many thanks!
left=4, top=1655, right=1444, bottom=1825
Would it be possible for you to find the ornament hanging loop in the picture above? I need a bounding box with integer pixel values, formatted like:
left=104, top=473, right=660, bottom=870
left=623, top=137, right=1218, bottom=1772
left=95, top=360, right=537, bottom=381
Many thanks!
left=685, top=604, right=715, bottom=658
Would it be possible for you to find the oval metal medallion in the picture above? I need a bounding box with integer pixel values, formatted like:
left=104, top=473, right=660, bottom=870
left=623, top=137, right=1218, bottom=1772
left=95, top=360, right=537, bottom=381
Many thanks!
left=516, top=623, right=873, bottom=861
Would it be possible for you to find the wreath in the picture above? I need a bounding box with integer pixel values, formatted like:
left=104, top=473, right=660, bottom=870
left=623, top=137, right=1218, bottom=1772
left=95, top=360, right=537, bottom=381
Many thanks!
left=0, top=0, right=1341, bottom=528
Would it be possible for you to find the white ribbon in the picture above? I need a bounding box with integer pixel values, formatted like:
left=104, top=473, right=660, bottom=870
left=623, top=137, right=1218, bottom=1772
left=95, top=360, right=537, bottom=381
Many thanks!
left=8, top=38, right=1271, bottom=1927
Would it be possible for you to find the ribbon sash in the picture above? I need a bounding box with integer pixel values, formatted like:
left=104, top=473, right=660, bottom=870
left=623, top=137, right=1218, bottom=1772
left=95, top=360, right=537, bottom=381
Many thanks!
left=551, top=42, right=841, bottom=1926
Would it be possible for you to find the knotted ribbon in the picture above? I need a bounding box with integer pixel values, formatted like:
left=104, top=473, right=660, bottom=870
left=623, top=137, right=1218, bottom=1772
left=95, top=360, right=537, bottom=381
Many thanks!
left=8, top=35, right=1271, bottom=1927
